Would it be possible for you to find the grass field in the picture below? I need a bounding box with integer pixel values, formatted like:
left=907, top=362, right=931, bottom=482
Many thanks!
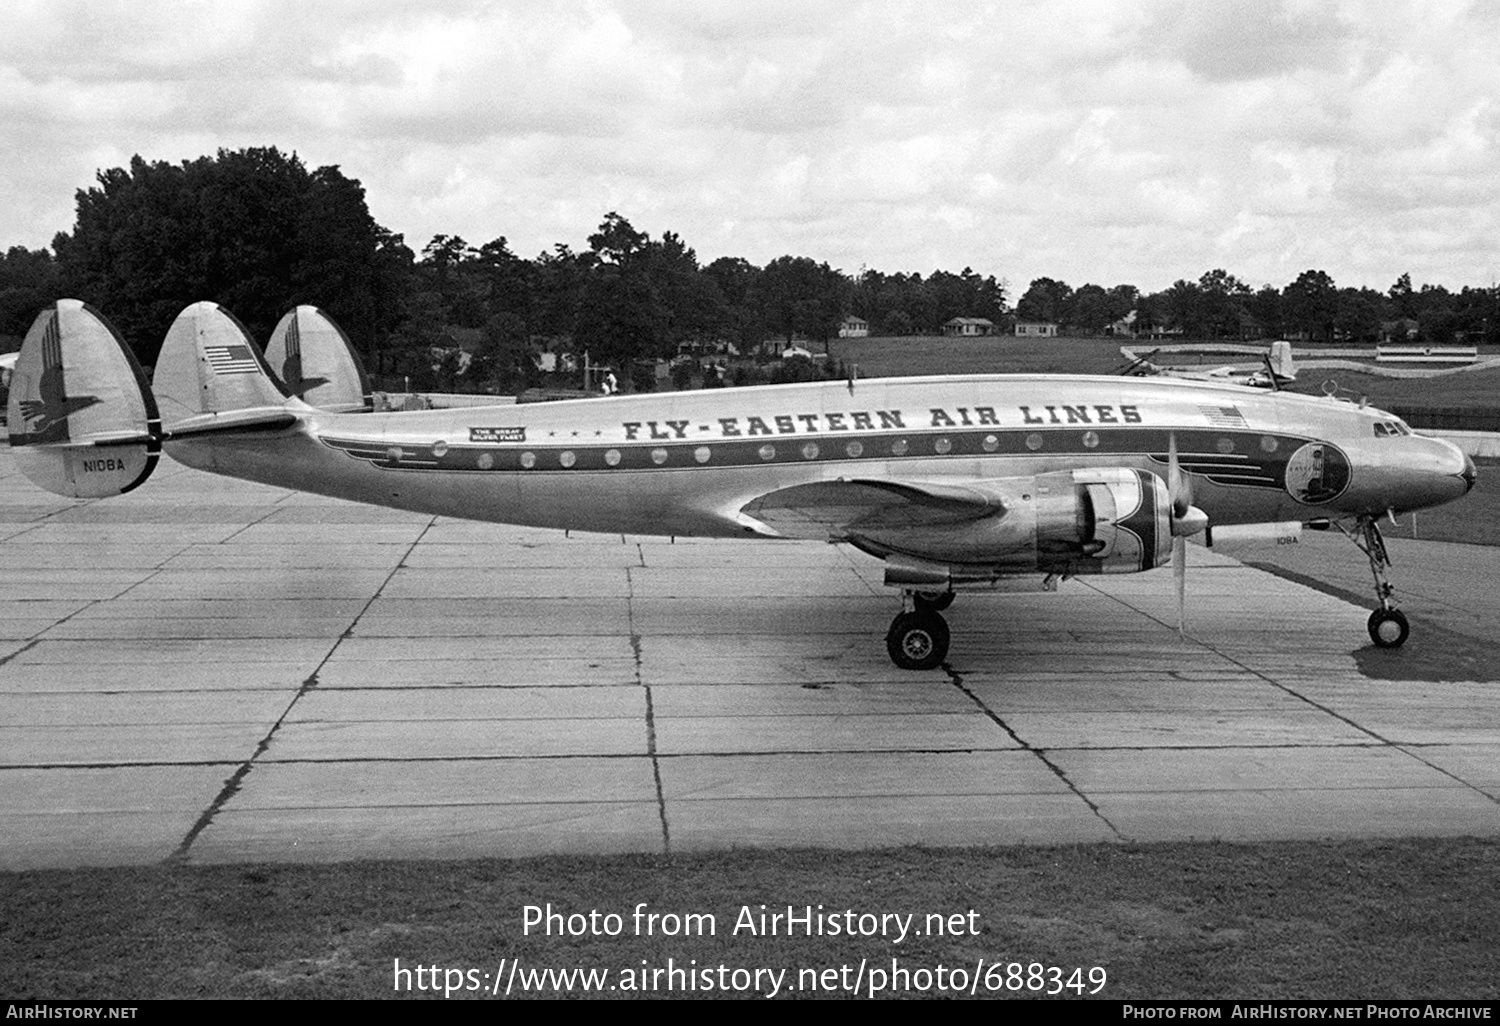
left=1383, top=458, right=1500, bottom=545
left=4, top=841, right=1497, bottom=1000
left=825, top=334, right=1132, bottom=378
left=1285, top=366, right=1500, bottom=409
left=825, top=334, right=1500, bottom=410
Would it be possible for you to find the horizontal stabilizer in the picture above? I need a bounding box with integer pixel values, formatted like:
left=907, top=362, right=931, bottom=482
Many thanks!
left=163, top=407, right=301, bottom=439
left=5, top=300, right=161, bottom=497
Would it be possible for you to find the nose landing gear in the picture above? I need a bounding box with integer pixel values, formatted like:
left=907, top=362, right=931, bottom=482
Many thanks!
left=1341, top=515, right=1410, bottom=648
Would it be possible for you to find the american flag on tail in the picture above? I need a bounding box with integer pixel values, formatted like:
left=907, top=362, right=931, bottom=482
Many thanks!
left=203, top=344, right=260, bottom=375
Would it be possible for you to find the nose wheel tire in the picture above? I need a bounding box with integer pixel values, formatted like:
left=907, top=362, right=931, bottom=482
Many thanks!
left=1367, top=608, right=1409, bottom=648
left=886, top=610, right=950, bottom=670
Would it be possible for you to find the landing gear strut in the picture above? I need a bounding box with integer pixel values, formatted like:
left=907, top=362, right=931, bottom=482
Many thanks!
left=912, top=589, right=954, bottom=613
left=886, top=591, right=953, bottom=670
left=1341, top=515, right=1409, bottom=648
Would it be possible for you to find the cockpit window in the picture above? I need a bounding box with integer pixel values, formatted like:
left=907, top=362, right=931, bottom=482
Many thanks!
left=1372, top=420, right=1411, bottom=437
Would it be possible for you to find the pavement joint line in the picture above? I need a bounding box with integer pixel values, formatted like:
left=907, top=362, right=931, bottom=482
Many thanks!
left=188, top=748, right=1030, bottom=764
left=9, top=741, right=1465, bottom=771
left=22, top=564, right=176, bottom=643
left=1079, top=570, right=1500, bottom=806
left=1193, top=638, right=1500, bottom=808
left=941, top=662, right=1127, bottom=841
left=843, top=552, right=889, bottom=598
left=210, top=799, right=664, bottom=813
left=0, top=760, right=247, bottom=771
left=627, top=565, right=672, bottom=855
left=166, top=517, right=440, bottom=864
left=1249, top=559, right=1497, bottom=654
left=0, top=639, right=41, bottom=668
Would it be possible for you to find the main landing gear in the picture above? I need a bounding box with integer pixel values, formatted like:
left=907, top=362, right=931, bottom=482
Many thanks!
left=1338, top=514, right=1409, bottom=648
left=886, top=591, right=954, bottom=670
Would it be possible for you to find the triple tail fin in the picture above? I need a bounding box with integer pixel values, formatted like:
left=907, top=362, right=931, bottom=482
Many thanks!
left=6, top=300, right=160, bottom=497
left=7, top=300, right=305, bottom=500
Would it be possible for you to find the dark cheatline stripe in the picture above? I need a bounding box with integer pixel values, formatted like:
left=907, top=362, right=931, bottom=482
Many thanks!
left=319, top=425, right=1313, bottom=494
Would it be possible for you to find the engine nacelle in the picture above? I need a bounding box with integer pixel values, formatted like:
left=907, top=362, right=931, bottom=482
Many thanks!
left=1052, top=467, right=1173, bottom=574
left=865, top=467, right=1173, bottom=582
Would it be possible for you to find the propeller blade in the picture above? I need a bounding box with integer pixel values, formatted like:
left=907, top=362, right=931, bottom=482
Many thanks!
left=1174, top=534, right=1187, bottom=635
left=1167, top=432, right=1199, bottom=636
left=1167, top=431, right=1192, bottom=519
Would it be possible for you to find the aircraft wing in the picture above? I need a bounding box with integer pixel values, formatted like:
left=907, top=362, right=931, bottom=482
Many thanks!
left=739, top=466, right=1175, bottom=581
left=741, top=477, right=1002, bottom=540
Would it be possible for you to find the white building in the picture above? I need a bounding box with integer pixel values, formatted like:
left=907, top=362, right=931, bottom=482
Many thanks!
left=943, top=317, right=995, bottom=337
left=839, top=316, right=869, bottom=338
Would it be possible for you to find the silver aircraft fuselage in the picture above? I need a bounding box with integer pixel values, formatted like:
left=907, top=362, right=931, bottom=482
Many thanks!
left=165, top=374, right=1475, bottom=539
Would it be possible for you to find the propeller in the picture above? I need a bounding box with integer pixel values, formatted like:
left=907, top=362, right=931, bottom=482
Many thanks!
left=1167, top=432, right=1209, bottom=635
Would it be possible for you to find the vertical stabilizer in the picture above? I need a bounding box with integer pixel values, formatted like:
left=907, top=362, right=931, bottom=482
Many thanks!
left=153, top=302, right=290, bottom=426
left=1268, top=340, right=1295, bottom=383
left=264, top=306, right=373, bottom=412
left=5, top=300, right=160, bottom=497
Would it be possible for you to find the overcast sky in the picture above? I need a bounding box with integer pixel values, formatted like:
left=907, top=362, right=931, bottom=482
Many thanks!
left=3, top=0, right=1498, bottom=294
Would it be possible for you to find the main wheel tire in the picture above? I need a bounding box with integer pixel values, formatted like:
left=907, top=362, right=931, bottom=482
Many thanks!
left=1368, top=608, right=1409, bottom=648
left=913, top=590, right=955, bottom=612
left=886, top=610, right=950, bottom=670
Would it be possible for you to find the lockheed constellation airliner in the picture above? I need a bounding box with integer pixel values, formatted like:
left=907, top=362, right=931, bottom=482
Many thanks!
left=6, top=300, right=1475, bottom=669
left=1122, top=340, right=1298, bottom=389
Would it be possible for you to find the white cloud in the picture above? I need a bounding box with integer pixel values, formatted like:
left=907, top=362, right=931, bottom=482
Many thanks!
left=0, top=0, right=1497, bottom=293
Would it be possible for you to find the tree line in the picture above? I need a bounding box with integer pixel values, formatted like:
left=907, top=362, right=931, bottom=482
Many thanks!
left=1, top=147, right=1496, bottom=394
left=1014, top=269, right=1499, bottom=348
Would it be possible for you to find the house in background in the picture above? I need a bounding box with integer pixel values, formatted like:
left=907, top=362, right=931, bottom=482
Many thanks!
left=1380, top=318, right=1420, bottom=344
left=1105, top=311, right=1138, bottom=337
left=1014, top=320, right=1058, bottom=338
left=839, top=315, right=869, bottom=338
left=943, top=317, right=995, bottom=337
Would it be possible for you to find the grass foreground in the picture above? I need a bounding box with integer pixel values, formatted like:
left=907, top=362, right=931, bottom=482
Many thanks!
left=3, top=839, right=1498, bottom=1000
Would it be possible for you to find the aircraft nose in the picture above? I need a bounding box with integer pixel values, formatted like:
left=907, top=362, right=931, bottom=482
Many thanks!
left=1461, top=452, right=1477, bottom=494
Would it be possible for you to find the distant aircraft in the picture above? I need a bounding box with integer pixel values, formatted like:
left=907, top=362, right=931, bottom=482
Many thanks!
left=6, top=301, right=1474, bottom=668
left=0, top=351, right=15, bottom=426
left=1126, top=340, right=1297, bottom=390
